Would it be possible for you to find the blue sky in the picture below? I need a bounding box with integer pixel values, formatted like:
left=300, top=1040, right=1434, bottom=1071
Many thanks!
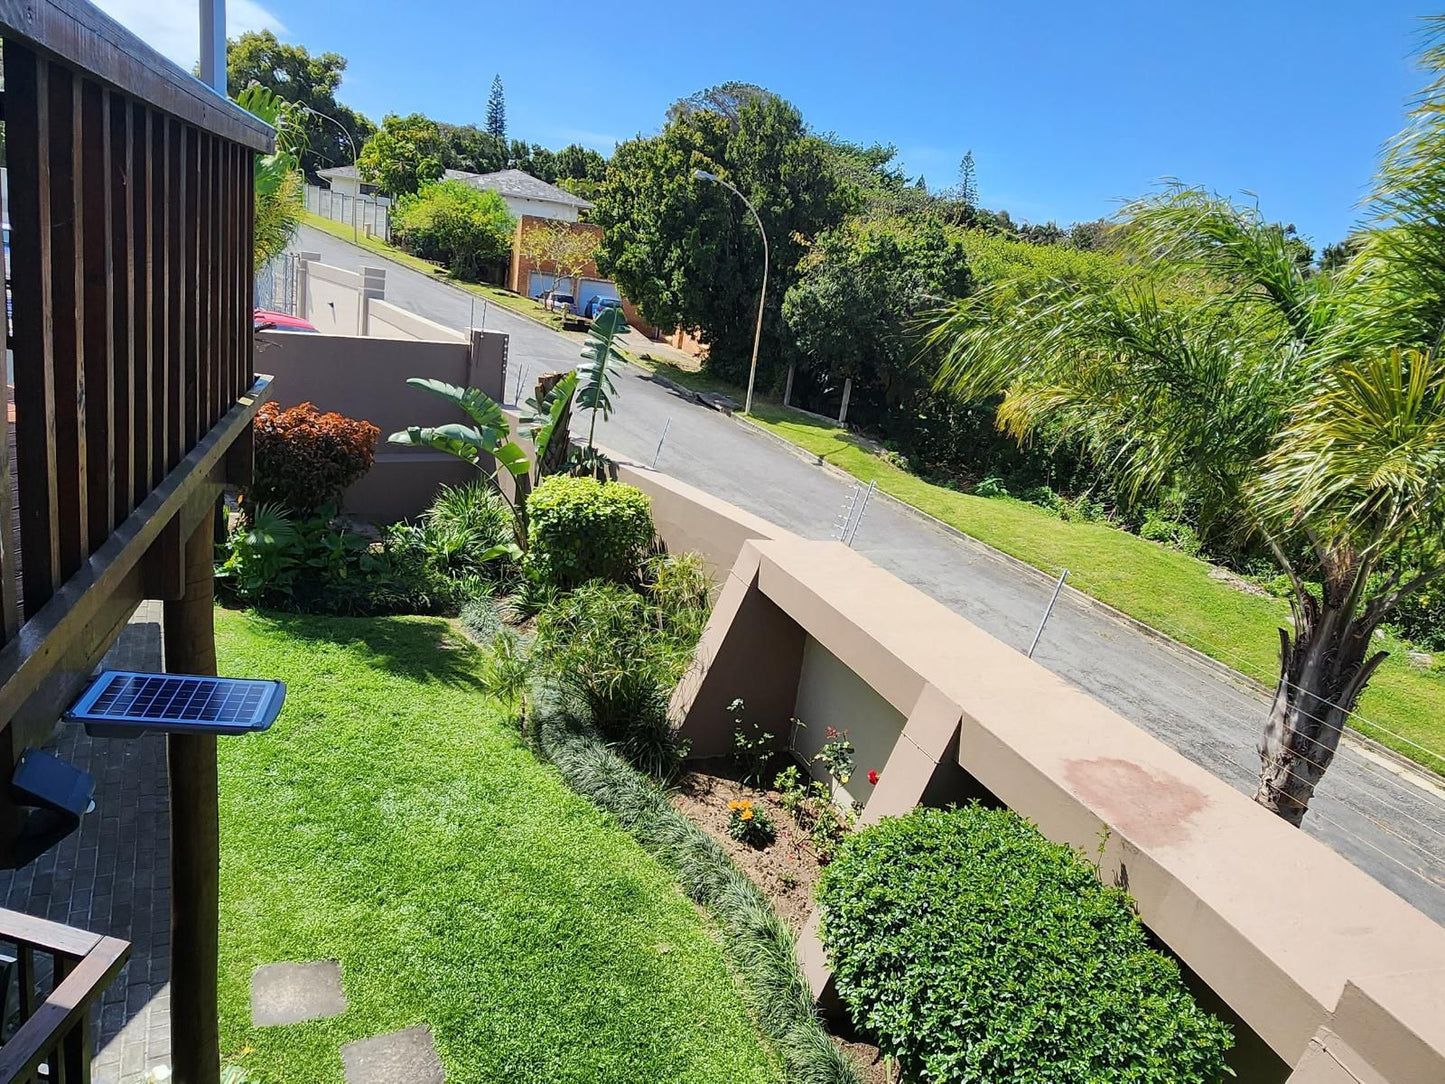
left=103, top=0, right=1431, bottom=248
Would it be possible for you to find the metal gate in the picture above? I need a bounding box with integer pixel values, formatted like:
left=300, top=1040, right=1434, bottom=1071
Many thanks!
left=254, top=251, right=299, bottom=315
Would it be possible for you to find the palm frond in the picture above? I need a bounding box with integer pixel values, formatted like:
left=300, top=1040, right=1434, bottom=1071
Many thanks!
left=1117, top=185, right=1331, bottom=344
left=1355, top=16, right=1445, bottom=351
left=1254, top=347, right=1445, bottom=561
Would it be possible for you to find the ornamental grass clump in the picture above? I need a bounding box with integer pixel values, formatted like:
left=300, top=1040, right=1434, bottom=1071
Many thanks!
left=817, top=804, right=1233, bottom=1084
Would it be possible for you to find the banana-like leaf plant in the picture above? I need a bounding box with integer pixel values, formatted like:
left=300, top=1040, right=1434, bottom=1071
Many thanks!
left=388, top=378, right=531, bottom=559
left=523, top=371, right=579, bottom=482
left=576, top=305, right=629, bottom=464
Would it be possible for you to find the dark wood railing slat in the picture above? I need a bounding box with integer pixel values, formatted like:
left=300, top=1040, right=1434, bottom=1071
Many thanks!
left=49, top=63, right=88, bottom=581
left=80, top=79, right=115, bottom=553
left=165, top=117, right=183, bottom=473
left=8, top=44, right=63, bottom=617
left=109, top=90, right=134, bottom=527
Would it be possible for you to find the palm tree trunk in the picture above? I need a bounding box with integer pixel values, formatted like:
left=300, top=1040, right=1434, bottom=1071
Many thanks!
left=1255, top=590, right=1387, bottom=825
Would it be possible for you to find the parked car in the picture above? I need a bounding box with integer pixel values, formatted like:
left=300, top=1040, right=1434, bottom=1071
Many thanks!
left=543, top=292, right=576, bottom=314
left=585, top=296, right=624, bottom=321
left=253, top=309, right=318, bottom=333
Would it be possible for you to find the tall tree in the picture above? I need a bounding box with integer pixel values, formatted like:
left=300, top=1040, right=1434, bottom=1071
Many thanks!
left=438, top=122, right=508, bottom=174
left=593, top=87, right=853, bottom=385
left=358, top=113, right=446, bottom=196
left=783, top=213, right=971, bottom=423
left=487, top=74, right=507, bottom=141
left=957, top=150, right=978, bottom=210
left=928, top=21, right=1445, bottom=826
left=226, top=31, right=374, bottom=180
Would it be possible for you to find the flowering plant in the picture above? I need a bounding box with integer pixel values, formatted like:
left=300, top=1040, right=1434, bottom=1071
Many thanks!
left=814, top=727, right=856, bottom=785
left=727, top=798, right=776, bottom=847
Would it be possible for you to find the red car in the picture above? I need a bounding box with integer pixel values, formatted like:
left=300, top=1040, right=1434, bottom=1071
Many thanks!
left=253, top=309, right=318, bottom=333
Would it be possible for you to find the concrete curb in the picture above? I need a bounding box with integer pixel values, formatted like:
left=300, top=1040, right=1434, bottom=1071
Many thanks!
left=726, top=411, right=1444, bottom=787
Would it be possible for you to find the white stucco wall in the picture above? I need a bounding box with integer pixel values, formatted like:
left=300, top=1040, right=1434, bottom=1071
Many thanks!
left=322, top=175, right=362, bottom=198
left=499, top=194, right=580, bottom=222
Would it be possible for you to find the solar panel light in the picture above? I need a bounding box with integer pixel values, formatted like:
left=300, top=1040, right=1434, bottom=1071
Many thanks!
left=65, top=671, right=286, bottom=738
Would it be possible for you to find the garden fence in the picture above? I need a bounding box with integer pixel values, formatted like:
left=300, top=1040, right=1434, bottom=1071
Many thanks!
left=304, top=183, right=391, bottom=241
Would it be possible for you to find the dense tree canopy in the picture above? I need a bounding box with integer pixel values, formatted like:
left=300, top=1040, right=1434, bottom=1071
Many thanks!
left=358, top=113, right=446, bottom=197
left=391, top=180, right=516, bottom=280
left=783, top=213, right=971, bottom=421
left=226, top=31, right=374, bottom=180
left=438, top=123, right=509, bottom=175
left=593, top=88, right=854, bottom=385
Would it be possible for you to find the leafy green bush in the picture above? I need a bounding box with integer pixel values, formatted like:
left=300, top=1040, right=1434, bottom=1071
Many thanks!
left=643, top=552, right=713, bottom=644
left=216, top=505, right=481, bottom=616
left=524, top=477, right=654, bottom=589
left=972, top=475, right=1009, bottom=498
left=532, top=581, right=688, bottom=777
left=817, top=805, right=1232, bottom=1084
left=391, top=179, right=515, bottom=280
left=1140, top=511, right=1202, bottom=556
left=423, top=481, right=516, bottom=577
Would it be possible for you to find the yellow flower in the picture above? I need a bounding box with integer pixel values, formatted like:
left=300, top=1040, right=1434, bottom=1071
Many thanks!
left=740, top=809, right=754, bottom=821
left=728, top=799, right=741, bottom=811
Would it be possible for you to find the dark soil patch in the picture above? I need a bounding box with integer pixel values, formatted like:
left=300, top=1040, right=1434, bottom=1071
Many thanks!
left=671, top=758, right=894, bottom=1084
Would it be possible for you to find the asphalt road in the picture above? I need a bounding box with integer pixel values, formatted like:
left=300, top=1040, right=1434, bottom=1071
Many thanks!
left=291, top=225, right=1445, bottom=922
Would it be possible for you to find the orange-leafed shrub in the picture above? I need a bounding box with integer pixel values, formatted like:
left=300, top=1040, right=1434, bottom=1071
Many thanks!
left=250, top=401, right=379, bottom=515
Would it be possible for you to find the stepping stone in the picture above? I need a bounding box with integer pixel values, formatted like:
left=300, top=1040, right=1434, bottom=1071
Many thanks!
left=342, top=1025, right=445, bottom=1084
left=251, top=960, right=348, bottom=1026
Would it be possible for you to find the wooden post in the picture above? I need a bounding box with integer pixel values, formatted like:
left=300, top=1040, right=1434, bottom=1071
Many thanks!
left=783, top=363, right=795, bottom=408
left=166, top=517, right=219, bottom=1084
left=837, top=377, right=852, bottom=425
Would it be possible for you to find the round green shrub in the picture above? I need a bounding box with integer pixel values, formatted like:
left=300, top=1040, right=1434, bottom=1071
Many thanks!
left=816, top=805, right=1232, bottom=1084
left=524, top=476, right=654, bottom=589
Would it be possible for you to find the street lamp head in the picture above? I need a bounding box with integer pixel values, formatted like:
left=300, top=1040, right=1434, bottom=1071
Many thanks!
left=693, top=169, right=718, bottom=182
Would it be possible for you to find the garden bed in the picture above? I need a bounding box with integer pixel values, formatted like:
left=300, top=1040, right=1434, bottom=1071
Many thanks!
left=669, top=758, right=892, bottom=1084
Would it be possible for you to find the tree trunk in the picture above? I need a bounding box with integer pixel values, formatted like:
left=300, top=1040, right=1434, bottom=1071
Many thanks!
left=1255, top=589, right=1387, bottom=826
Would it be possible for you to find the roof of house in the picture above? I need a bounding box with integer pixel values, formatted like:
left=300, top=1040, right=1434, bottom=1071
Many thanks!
left=317, top=165, right=593, bottom=209
left=459, top=169, right=593, bottom=210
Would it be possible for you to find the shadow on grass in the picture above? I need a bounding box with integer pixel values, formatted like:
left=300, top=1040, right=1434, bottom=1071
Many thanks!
left=247, top=609, right=485, bottom=692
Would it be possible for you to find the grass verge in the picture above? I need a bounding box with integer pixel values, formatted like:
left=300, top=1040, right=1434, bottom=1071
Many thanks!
left=739, top=404, right=1445, bottom=774
left=215, top=607, right=783, bottom=1084
left=536, top=711, right=865, bottom=1084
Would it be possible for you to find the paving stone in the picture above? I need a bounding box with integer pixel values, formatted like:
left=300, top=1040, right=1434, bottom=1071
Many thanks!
left=251, top=960, right=348, bottom=1026
left=341, top=1025, right=445, bottom=1084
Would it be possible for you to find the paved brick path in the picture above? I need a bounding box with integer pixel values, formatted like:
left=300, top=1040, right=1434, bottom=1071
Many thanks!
left=0, top=603, right=171, bottom=1081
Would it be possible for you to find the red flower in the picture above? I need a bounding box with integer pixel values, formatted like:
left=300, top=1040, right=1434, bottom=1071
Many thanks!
left=867, top=769, right=880, bottom=786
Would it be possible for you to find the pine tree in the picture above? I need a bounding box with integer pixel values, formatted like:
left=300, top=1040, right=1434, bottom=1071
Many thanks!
left=487, top=75, right=507, bottom=142
left=957, top=150, right=978, bottom=209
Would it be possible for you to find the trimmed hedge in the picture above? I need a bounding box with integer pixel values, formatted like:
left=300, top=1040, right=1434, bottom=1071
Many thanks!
left=817, top=805, right=1232, bottom=1084
left=524, top=476, right=654, bottom=588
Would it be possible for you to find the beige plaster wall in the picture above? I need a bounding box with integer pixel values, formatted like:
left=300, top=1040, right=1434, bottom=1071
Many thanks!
left=302, top=262, right=364, bottom=335
left=792, top=635, right=906, bottom=807
left=367, top=299, right=467, bottom=343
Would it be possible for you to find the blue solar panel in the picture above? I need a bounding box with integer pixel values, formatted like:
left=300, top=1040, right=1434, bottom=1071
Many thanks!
left=67, top=671, right=286, bottom=737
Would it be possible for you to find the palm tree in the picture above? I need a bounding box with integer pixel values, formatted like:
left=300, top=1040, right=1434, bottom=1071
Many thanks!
left=928, top=22, right=1445, bottom=825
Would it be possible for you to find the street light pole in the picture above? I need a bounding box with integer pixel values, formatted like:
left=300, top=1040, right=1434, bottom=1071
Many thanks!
left=694, top=169, right=768, bottom=415
left=299, top=104, right=360, bottom=243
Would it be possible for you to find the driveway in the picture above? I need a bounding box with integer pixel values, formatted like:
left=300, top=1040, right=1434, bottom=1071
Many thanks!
left=290, top=225, right=1445, bottom=922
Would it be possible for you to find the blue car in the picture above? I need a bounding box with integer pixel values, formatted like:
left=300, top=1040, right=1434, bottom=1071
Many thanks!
left=585, top=295, right=624, bottom=321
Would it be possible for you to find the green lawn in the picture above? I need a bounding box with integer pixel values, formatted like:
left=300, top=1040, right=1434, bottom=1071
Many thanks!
left=737, top=403, right=1445, bottom=774
left=215, top=608, right=782, bottom=1084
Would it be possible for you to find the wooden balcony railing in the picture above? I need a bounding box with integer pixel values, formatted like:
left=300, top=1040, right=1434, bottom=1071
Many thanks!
left=0, top=909, right=129, bottom=1083
left=0, top=0, right=277, bottom=1076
